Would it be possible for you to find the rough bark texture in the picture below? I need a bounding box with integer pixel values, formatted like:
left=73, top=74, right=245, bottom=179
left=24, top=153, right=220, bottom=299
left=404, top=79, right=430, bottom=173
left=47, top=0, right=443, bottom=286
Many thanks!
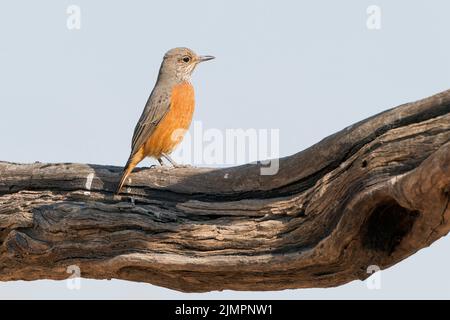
left=1, top=89, right=449, bottom=292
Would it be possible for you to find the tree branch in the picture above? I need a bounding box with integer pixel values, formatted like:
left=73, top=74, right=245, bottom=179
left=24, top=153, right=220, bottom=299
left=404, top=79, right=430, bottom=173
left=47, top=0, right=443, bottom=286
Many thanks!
left=1, top=89, right=449, bottom=292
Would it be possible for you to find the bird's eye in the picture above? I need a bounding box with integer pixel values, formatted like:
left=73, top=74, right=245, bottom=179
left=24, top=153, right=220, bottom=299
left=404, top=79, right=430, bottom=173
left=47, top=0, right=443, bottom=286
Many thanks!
left=182, top=56, right=191, bottom=63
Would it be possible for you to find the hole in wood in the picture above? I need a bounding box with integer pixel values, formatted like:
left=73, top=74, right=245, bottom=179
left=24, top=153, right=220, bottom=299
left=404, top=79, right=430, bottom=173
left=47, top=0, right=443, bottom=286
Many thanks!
left=361, top=160, right=368, bottom=168
left=362, top=200, right=420, bottom=254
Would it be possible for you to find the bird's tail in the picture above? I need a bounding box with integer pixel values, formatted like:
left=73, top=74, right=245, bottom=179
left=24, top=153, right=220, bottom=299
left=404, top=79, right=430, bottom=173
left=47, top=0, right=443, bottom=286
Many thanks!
left=116, top=151, right=144, bottom=194
left=116, top=160, right=133, bottom=194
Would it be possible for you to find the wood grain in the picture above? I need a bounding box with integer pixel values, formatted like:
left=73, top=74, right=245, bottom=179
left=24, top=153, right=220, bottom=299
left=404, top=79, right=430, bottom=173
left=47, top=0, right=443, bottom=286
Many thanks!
left=0, top=89, right=449, bottom=292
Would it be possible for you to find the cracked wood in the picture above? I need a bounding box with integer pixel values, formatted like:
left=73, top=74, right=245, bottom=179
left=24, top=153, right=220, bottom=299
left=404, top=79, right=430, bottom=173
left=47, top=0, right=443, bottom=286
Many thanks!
left=0, top=89, right=449, bottom=292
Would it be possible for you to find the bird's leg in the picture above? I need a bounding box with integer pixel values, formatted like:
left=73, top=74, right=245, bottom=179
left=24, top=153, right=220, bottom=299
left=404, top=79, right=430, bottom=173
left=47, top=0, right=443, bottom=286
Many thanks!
left=161, top=153, right=178, bottom=166
left=157, top=158, right=164, bottom=166
left=161, top=153, right=193, bottom=168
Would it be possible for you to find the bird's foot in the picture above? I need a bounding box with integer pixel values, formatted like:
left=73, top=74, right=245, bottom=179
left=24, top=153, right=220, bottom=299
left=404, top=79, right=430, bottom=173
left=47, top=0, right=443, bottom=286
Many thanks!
left=157, top=154, right=193, bottom=169
left=172, top=163, right=193, bottom=169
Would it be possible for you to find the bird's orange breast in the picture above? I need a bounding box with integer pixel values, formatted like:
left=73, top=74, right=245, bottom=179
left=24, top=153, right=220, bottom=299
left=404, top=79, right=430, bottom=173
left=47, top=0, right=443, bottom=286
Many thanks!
left=144, top=82, right=195, bottom=157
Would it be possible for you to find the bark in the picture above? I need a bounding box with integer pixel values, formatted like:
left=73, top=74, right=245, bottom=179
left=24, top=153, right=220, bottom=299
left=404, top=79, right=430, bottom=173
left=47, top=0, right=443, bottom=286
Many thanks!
left=0, top=89, right=449, bottom=292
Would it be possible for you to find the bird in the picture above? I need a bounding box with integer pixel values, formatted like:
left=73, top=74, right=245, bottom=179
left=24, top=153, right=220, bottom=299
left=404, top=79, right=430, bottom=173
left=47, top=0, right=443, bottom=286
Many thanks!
left=116, top=47, right=215, bottom=194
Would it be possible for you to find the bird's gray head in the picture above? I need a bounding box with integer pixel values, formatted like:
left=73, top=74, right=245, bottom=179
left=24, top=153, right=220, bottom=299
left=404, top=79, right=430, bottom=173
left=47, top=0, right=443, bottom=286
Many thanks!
left=158, top=47, right=215, bottom=83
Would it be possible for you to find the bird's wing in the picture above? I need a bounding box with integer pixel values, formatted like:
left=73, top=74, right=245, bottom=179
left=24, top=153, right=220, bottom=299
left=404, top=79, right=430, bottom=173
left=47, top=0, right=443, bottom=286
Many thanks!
left=130, top=87, right=171, bottom=156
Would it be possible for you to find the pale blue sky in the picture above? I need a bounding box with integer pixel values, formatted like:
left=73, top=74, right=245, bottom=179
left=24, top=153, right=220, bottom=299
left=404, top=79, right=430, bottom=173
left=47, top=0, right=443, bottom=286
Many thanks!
left=0, top=0, right=449, bottom=299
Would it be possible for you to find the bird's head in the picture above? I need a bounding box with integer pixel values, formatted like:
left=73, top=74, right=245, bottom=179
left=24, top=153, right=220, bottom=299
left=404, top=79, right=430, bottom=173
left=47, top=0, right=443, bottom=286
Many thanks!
left=159, top=47, right=215, bottom=82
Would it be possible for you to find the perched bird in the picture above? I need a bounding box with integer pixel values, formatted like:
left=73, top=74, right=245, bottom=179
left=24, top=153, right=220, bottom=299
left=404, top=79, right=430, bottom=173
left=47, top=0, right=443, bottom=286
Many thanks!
left=116, top=47, right=214, bottom=193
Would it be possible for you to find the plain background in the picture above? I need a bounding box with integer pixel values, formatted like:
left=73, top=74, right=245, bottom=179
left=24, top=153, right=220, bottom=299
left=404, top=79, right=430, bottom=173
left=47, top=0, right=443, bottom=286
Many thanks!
left=0, top=0, right=449, bottom=299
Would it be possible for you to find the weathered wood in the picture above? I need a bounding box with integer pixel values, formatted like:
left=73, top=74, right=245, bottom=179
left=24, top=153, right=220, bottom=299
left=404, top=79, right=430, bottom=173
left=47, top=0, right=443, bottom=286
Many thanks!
left=0, top=89, right=449, bottom=292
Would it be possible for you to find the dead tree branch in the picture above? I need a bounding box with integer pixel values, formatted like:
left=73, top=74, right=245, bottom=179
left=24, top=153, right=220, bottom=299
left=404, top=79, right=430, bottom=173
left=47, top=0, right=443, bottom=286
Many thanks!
left=1, top=89, right=449, bottom=292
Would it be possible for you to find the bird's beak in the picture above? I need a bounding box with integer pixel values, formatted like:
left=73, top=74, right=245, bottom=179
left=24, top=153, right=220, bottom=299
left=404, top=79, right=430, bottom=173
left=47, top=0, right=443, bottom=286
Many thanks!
left=198, top=55, right=215, bottom=63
